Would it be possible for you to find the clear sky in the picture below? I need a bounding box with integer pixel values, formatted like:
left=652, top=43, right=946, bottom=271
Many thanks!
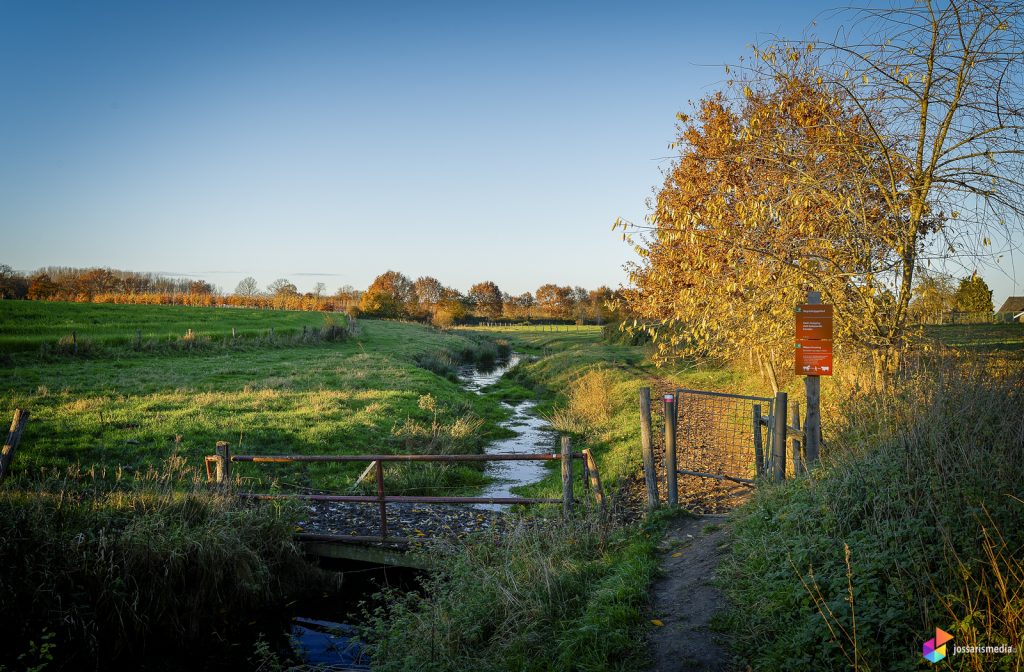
left=1, top=0, right=1021, bottom=305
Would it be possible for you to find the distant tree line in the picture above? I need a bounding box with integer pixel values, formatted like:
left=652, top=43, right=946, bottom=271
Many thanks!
left=350, top=270, right=628, bottom=326
left=0, top=264, right=629, bottom=325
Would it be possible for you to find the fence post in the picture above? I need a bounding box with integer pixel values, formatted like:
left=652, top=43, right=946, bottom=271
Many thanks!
left=0, top=409, right=30, bottom=485
left=640, top=388, right=658, bottom=509
left=791, top=401, right=803, bottom=476
left=581, top=451, right=590, bottom=493
left=663, top=393, right=678, bottom=506
left=215, top=441, right=231, bottom=485
left=72, top=330, right=77, bottom=355
left=232, top=327, right=236, bottom=340
left=583, top=449, right=605, bottom=510
left=375, top=460, right=388, bottom=540
left=135, top=329, right=142, bottom=350
left=561, top=436, right=573, bottom=516
left=772, top=392, right=788, bottom=482
left=752, top=403, right=764, bottom=478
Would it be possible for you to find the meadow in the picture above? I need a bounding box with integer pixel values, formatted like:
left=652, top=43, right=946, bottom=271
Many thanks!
left=0, top=303, right=514, bottom=494
left=0, top=300, right=334, bottom=352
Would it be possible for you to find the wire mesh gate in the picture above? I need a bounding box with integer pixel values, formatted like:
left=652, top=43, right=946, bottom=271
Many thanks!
left=673, top=388, right=775, bottom=486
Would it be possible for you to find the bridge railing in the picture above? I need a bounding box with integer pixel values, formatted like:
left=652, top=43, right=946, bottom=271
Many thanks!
left=205, top=440, right=604, bottom=542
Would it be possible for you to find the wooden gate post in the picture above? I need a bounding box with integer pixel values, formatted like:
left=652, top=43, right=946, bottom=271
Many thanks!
left=639, top=388, right=659, bottom=509
left=561, top=436, right=574, bottom=517
left=0, top=409, right=30, bottom=485
left=663, top=393, right=678, bottom=506
left=772, top=392, right=788, bottom=482
left=791, top=401, right=803, bottom=476
left=752, top=403, right=764, bottom=478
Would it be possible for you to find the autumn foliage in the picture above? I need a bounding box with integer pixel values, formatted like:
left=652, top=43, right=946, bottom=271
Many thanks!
left=2, top=264, right=627, bottom=325
left=625, top=66, right=907, bottom=385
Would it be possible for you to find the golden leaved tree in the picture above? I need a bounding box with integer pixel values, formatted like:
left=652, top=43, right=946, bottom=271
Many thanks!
left=624, top=67, right=910, bottom=389
left=623, top=1, right=1024, bottom=385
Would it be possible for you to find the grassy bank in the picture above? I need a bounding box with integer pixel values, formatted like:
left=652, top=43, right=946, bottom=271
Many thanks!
left=0, top=459, right=316, bottom=670
left=718, top=363, right=1024, bottom=670
left=368, top=515, right=664, bottom=672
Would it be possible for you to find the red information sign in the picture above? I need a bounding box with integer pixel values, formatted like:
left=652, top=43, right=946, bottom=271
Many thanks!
left=795, top=304, right=834, bottom=376
left=795, top=340, right=833, bottom=375
left=796, top=305, right=833, bottom=340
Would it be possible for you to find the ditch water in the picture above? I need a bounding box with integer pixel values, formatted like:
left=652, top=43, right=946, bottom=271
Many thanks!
left=284, top=352, right=553, bottom=666
left=457, top=353, right=558, bottom=510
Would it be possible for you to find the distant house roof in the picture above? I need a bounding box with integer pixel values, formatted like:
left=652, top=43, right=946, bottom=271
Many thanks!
left=997, top=296, right=1024, bottom=314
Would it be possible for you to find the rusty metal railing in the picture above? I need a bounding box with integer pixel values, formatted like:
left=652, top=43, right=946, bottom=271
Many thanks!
left=206, top=440, right=603, bottom=542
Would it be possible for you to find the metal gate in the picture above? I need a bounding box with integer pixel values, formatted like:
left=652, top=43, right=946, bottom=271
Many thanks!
left=673, top=388, right=775, bottom=486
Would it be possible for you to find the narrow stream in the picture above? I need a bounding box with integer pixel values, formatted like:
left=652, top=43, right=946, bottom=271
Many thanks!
left=457, top=354, right=557, bottom=510
left=287, top=352, right=553, bottom=665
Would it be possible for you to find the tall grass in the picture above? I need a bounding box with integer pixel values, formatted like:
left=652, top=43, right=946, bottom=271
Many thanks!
left=719, top=363, right=1024, bottom=670
left=546, top=368, right=616, bottom=436
left=364, top=514, right=661, bottom=672
left=0, top=456, right=322, bottom=669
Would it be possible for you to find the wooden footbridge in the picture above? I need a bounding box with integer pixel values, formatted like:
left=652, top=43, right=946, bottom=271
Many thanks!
left=205, top=438, right=605, bottom=566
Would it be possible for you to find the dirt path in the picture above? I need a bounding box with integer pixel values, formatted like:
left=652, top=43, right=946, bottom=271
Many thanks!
left=646, top=513, right=732, bottom=672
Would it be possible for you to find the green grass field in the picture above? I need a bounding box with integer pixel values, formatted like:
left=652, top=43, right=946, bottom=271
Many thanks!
left=0, top=300, right=334, bottom=352
left=924, top=322, right=1024, bottom=356
left=0, top=312, right=513, bottom=492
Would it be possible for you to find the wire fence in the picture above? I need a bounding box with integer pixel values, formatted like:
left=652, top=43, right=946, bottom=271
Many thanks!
left=674, top=389, right=775, bottom=485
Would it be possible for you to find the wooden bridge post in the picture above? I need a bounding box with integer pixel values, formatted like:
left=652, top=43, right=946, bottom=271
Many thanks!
left=663, top=393, right=678, bottom=506
left=639, top=387, right=658, bottom=509
left=561, top=436, right=573, bottom=517
left=582, top=449, right=605, bottom=511
left=772, top=392, right=788, bottom=482
left=752, top=403, right=764, bottom=478
left=0, top=409, right=29, bottom=485
left=215, top=441, right=231, bottom=486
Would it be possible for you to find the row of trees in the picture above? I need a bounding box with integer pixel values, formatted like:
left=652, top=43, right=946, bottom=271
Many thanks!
left=1, top=264, right=627, bottom=325
left=621, top=1, right=1024, bottom=384
left=353, top=271, right=627, bottom=325
left=0, top=265, right=213, bottom=302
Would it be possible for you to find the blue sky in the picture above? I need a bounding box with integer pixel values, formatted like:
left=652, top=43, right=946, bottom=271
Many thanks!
left=1, top=0, right=1021, bottom=305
